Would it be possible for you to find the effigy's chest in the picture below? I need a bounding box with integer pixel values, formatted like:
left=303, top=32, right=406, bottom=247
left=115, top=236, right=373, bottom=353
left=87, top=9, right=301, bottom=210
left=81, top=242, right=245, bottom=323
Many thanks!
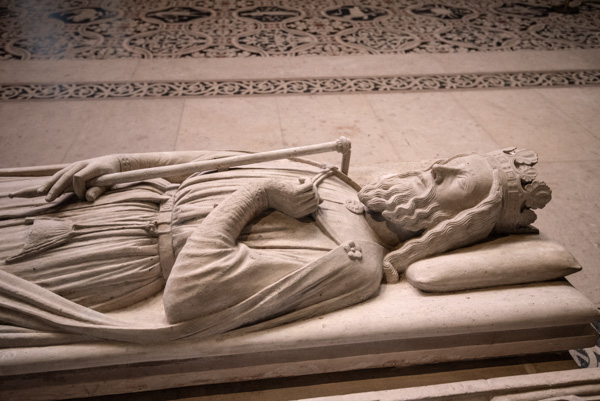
left=170, top=163, right=379, bottom=256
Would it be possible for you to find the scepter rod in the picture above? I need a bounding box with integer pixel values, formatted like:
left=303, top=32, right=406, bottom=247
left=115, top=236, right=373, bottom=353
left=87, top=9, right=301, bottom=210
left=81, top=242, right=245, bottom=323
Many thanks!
left=0, top=164, right=71, bottom=177
left=6, top=138, right=352, bottom=198
left=90, top=137, right=351, bottom=187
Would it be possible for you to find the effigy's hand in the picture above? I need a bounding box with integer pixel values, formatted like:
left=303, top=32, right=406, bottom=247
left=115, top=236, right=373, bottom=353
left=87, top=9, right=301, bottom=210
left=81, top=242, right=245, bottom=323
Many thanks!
left=266, top=178, right=320, bottom=219
left=38, top=155, right=121, bottom=202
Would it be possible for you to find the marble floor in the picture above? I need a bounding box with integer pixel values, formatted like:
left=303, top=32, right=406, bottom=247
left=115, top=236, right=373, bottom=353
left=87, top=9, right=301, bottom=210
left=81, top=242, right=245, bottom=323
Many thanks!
left=0, top=0, right=600, bottom=399
left=2, top=0, right=599, bottom=60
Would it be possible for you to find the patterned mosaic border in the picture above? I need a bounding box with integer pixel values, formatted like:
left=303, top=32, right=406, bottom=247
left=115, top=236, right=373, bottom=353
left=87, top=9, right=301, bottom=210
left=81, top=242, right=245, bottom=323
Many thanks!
left=1, top=0, right=599, bottom=60
left=1, top=69, right=599, bottom=101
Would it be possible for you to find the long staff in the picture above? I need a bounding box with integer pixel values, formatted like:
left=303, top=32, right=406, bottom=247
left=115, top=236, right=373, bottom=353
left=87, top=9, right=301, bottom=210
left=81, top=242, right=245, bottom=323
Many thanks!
left=5, top=137, right=352, bottom=198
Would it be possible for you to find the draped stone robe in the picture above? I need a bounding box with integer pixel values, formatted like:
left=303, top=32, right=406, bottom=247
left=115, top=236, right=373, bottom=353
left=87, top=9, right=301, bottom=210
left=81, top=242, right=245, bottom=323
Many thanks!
left=0, top=156, right=385, bottom=347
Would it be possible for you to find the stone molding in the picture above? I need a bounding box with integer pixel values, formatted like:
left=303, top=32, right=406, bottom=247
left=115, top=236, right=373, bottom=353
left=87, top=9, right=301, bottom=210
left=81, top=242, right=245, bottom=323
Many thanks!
left=1, top=69, right=599, bottom=101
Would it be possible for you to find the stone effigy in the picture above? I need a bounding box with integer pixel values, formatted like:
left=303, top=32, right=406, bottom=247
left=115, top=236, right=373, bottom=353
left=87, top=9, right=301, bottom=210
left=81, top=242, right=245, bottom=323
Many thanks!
left=0, top=139, right=597, bottom=399
left=0, top=139, right=564, bottom=342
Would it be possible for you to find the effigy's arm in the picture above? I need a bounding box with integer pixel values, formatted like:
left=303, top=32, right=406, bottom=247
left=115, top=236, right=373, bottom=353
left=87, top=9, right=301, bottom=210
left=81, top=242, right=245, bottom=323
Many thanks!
left=36, top=151, right=238, bottom=202
left=163, top=178, right=320, bottom=323
left=197, top=178, right=321, bottom=245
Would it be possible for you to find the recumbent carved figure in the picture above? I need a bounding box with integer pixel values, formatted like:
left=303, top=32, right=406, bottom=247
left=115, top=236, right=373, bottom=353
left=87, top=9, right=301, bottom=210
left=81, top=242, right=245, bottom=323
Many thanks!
left=0, top=141, right=562, bottom=346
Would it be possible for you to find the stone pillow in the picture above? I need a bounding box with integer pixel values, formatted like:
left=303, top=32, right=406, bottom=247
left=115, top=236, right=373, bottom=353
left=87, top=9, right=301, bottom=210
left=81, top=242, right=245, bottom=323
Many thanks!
left=405, top=235, right=581, bottom=292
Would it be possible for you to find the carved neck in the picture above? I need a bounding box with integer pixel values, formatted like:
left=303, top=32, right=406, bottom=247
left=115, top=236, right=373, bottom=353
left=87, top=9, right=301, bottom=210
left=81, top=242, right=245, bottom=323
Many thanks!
left=362, top=210, right=418, bottom=249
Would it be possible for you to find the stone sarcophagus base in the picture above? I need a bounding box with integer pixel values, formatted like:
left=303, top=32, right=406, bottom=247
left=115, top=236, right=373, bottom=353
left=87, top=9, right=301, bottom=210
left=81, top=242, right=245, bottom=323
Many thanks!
left=0, top=279, right=598, bottom=400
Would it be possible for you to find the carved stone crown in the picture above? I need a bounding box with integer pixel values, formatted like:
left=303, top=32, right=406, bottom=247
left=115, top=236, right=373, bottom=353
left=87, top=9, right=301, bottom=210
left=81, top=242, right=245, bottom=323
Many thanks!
left=485, top=148, right=552, bottom=234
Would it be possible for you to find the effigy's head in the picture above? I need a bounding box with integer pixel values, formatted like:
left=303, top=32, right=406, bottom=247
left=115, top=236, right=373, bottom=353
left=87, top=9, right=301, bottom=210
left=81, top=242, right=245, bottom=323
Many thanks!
left=358, top=154, right=495, bottom=232
left=358, top=148, right=553, bottom=282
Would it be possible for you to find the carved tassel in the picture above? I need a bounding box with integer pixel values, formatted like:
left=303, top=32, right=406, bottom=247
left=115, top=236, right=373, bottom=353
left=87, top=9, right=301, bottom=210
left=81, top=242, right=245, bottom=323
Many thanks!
left=5, top=219, right=74, bottom=264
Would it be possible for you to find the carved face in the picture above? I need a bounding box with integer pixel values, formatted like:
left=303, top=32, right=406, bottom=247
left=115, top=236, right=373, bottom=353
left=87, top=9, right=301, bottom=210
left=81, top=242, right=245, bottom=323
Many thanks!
left=426, top=154, right=494, bottom=215
left=358, top=154, right=494, bottom=232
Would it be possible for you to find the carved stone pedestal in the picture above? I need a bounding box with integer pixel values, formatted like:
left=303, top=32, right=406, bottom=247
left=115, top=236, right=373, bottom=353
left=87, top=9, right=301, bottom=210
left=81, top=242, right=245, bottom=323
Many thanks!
left=302, top=368, right=600, bottom=401
left=1, top=280, right=597, bottom=400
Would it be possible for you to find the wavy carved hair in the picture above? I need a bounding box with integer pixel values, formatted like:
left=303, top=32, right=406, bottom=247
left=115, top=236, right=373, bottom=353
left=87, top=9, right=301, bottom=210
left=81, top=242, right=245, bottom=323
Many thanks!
left=383, top=166, right=503, bottom=283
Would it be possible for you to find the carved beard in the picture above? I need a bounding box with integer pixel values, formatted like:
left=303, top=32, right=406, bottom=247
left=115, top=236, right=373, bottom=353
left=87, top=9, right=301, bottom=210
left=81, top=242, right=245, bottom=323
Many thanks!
left=358, top=172, right=453, bottom=232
